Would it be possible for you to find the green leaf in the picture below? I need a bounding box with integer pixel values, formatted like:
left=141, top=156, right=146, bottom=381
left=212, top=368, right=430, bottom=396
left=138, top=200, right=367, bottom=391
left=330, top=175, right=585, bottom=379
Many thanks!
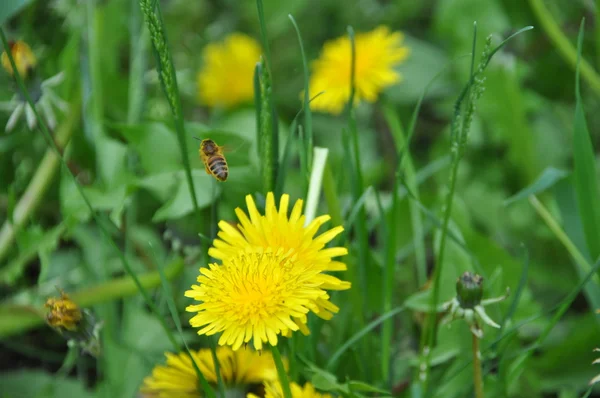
left=347, top=381, right=391, bottom=395
left=572, top=21, right=600, bottom=261
left=0, top=0, right=33, bottom=24
left=0, top=223, right=66, bottom=284
left=503, top=167, right=569, bottom=206
left=0, top=370, right=94, bottom=398
left=310, top=369, right=341, bottom=391
left=151, top=170, right=219, bottom=222
left=117, top=122, right=182, bottom=174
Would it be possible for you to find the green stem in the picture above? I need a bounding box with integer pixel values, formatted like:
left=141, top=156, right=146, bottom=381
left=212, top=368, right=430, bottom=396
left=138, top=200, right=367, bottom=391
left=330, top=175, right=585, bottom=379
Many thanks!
left=419, top=25, right=480, bottom=392
left=0, top=259, right=184, bottom=339
left=0, top=27, right=181, bottom=353
left=528, top=195, right=599, bottom=283
left=0, top=100, right=80, bottom=263
left=472, top=332, right=484, bottom=398
left=138, top=0, right=200, bottom=219
left=271, top=344, right=292, bottom=398
left=528, top=0, right=600, bottom=96
left=259, top=58, right=277, bottom=193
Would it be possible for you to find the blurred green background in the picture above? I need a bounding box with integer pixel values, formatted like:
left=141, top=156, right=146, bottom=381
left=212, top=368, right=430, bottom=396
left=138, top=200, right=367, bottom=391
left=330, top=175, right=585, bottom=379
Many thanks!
left=1, top=0, right=600, bottom=397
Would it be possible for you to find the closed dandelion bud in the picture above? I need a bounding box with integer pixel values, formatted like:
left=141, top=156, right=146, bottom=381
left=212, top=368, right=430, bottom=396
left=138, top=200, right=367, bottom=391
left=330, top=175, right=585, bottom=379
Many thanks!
left=45, top=292, right=82, bottom=331
left=441, top=271, right=509, bottom=338
left=1, top=40, right=37, bottom=79
left=456, top=272, right=484, bottom=309
left=45, top=291, right=102, bottom=356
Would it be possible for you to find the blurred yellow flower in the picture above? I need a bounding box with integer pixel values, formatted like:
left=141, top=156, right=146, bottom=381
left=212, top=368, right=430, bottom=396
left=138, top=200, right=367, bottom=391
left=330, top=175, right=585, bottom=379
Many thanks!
left=186, top=192, right=350, bottom=350
left=140, top=346, right=279, bottom=398
left=1, top=40, right=37, bottom=79
left=197, top=33, right=261, bottom=108
left=45, top=291, right=82, bottom=332
left=308, top=26, right=409, bottom=114
left=248, top=382, right=332, bottom=398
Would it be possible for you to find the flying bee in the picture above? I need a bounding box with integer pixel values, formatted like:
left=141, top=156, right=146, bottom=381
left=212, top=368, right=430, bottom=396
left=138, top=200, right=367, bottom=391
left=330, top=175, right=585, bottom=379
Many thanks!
left=198, top=138, right=229, bottom=182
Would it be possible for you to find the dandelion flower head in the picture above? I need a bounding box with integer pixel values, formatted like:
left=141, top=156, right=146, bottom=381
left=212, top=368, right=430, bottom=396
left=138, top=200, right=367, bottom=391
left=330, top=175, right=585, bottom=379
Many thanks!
left=1, top=40, right=37, bottom=79
left=197, top=33, right=261, bottom=108
left=186, top=247, right=342, bottom=351
left=248, top=382, right=332, bottom=398
left=140, top=346, right=279, bottom=398
left=45, top=291, right=82, bottom=332
left=209, top=192, right=350, bottom=292
left=308, top=25, right=409, bottom=114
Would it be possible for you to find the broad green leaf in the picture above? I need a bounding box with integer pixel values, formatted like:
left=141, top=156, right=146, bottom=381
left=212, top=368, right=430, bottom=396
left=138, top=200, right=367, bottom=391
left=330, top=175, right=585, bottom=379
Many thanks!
left=573, top=21, right=600, bottom=261
left=152, top=170, right=219, bottom=222
left=117, top=122, right=182, bottom=174
left=503, top=167, right=569, bottom=206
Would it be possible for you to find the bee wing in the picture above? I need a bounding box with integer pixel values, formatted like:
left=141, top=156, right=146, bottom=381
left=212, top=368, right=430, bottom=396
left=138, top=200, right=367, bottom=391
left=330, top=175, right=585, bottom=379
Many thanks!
left=220, top=142, right=246, bottom=154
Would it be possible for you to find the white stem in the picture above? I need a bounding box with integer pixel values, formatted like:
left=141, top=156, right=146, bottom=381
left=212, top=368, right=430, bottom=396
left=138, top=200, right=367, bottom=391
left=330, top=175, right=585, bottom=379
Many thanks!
left=304, top=147, right=329, bottom=226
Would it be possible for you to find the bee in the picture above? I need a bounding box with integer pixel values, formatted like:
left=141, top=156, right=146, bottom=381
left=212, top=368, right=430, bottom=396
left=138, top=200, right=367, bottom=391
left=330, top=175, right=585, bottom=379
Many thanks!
left=198, top=138, right=229, bottom=182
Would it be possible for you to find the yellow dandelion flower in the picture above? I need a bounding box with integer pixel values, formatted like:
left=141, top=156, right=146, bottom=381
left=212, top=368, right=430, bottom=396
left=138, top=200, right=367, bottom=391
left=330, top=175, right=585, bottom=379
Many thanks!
left=206, top=192, right=350, bottom=333
left=1, top=40, right=37, bottom=79
left=197, top=33, right=261, bottom=108
left=209, top=192, right=350, bottom=292
left=248, top=382, right=332, bottom=398
left=140, top=346, right=279, bottom=398
left=186, top=248, right=342, bottom=351
left=45, top=291, right=82, bottom=332
left=308, top=25, right=409, bottom=114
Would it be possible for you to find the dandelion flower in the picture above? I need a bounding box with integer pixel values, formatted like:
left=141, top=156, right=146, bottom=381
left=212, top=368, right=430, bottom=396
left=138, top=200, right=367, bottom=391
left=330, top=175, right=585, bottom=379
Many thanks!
left=308, top=26, right=409, bottom=114
left=197, top=33, right=261, bottom=108
left=209, top=192, right=350, bottom=292
left=45, top=291, right=82, bottom=331
left=140, top=346, right=279, bottom=398
left=205, top=192, right=350, bottom=332
left=1, top=40, right=37, bottom=79
left=45, top=290, right=102, bottom=356
left=248, top=382, right=332, bottom=398
left=187, top=247, right=341, bottom=350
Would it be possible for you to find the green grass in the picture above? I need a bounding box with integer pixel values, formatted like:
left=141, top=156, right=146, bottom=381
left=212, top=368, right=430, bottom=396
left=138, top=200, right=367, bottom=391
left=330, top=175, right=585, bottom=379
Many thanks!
left=1, top=1, right=600, bottom=398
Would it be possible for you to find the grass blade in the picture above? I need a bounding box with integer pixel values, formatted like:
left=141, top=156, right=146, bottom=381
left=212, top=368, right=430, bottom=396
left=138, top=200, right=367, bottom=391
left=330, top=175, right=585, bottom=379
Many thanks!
left=326, top=306, right=405, bottom=371
left=503, top=167, right=569, bottom=206
left=572, top=18, right=600, bottom=261
left=288, top=14, right=313, bottom=168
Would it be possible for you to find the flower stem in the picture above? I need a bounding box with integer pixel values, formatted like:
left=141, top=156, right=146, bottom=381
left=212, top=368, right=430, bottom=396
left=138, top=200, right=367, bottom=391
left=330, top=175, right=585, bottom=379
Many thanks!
left=472, top=332, right=484, bottom=398
left=271, top=344, right=292, bottom=398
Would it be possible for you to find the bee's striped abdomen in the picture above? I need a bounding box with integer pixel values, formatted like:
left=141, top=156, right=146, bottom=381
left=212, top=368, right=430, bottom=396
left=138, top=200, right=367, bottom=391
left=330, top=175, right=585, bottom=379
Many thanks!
left=208, top=156, right=229, bottom=182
